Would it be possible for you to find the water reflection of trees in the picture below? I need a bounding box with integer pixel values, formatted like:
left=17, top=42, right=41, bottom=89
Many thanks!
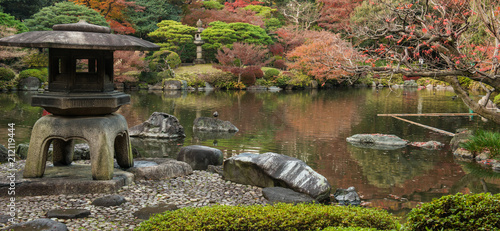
left=0, top=92, right=42, bottom=145
left=348, top=146, right=436, bottom=188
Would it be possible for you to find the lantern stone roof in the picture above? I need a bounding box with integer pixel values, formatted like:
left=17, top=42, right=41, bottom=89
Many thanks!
left=0, top=20, right=159, bottom=51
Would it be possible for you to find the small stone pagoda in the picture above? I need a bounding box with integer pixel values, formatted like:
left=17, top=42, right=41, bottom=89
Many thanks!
left=193, top=19, right=206, bottom=64
left=0, top=21, right=159, bottom=180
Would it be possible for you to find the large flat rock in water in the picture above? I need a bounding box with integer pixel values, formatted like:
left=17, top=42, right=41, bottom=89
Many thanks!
left=346, top=134, right=408, bottom=150
left=129, top=112, right=185, bottom=138
left=223, top=152, right=331, bottom=201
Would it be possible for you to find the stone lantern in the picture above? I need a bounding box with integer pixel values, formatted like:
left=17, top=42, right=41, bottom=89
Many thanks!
left=193, top=19, right=206, bottom=64
left=0, top=21, right=159, bottom=180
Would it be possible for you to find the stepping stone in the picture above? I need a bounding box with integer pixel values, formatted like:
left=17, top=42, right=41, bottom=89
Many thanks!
left=46, top=209, right=91, bottom=219
left=92, top=194, right=126, bottom=207
left=262, top=187, right=317, bottom=204
left=5, top=218, right=67, bottom=231
left=133, top=204, right=178, bottom=220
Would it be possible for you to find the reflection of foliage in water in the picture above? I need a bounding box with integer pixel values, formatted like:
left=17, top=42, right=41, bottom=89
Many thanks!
left=450, top=162, right=500, bottom=194
left=348, top=145, right=436, bottom=188
left=0, top=92, right=43, bottom=145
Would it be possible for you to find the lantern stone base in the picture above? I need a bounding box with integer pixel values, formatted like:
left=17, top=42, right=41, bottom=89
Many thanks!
left=193, top=58, right=206, bottom=64
left=24, top=113, right=133, bottom=180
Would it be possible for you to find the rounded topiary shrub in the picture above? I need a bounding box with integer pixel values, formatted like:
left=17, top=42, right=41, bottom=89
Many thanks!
left=264, top=68, right=280, bottom=80
left=406, top=193, right=500, bottom=231
left=19, top=69, right=47, bottom=82
left=136, top=203, right=399, bottom=231
left=274, top=59, right=287, bottom=70
left=0, top=67, right=16, bottom=81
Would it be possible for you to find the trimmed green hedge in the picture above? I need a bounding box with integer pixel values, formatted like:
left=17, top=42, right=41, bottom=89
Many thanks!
left=19, top=68, right=47, bottom=82
left=135, top=203, right=399, bottom=231
left=0, top=67, right=15, bottom=81
left=406, top=193, right=500, bottom=230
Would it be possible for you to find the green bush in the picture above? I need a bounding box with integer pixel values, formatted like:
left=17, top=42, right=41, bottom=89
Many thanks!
left=203, top=1, right=224, bottom=10
left=148, top=50, right=182, bottom=72
left=174, top=72, right=205, bottom=88
left=136, top=203, right=398, bottom=231
left=288, top=71, right=312, bottom=88
left=405, top=193, right=500, bottom=231
left=460, top=130, right=500, bottom=159
left=416, top=77, right=449, bottom=86
left=322, top=227, right=380, bottom=231
left=0, top=67, right=16, bottom=81
left=263, top=68, right=280, bottom=80
left=138, top=72, right=161, bottom=84
left=494, top=94, right=500, bottom=106
left=19, top=69, right=47, bottom=82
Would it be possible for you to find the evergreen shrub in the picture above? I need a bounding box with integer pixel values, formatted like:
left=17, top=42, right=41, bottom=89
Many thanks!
left=19, top=69, right=46, bottom=82
left=0, top=67, right=15, bottom=81
left=136, top=203, right=398, bottom=231
left=263, top=68, right=280, bottom=80
left=405, top=193, right=500, bottom=231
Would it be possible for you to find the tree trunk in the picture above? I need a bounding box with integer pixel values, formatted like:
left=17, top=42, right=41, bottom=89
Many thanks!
left=444, top=76, right=500, bottom=124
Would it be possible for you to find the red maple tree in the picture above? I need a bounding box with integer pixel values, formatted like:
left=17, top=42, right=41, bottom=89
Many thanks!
left=214, top=42, right=271, bottom=83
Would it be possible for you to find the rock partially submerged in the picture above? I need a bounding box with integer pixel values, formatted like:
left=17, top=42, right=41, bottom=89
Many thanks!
left=334, top=187, right=361, bottom=206
left=409, top=141, right=444, bottom=150
left=223, top=152, right=331, bottom=201
left=347, top=134, right=408, bottom=150
left=193, top=117, right=238, bottom=132
left=129, top=112, right=185, bottom=139
left=177, top=145, right=223, bottom=170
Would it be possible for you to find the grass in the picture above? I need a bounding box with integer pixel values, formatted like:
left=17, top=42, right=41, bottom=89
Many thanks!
left=174, top=64, right=223, bottom=74
left=460, top=130, right=500, bottom=160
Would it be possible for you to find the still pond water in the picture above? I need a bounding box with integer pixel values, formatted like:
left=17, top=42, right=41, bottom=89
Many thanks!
left=1, top=87, right=500, bottom=217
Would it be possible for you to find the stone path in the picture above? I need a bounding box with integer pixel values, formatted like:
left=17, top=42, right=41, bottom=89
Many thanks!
left=0, top=161, right=268, bottom=230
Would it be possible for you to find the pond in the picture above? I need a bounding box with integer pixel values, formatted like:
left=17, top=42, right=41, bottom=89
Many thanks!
left=1, top=87, right=500, bottom=217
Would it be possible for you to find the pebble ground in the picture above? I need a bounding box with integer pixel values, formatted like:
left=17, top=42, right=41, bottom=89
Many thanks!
left=0, top=160, right=268, bottom=230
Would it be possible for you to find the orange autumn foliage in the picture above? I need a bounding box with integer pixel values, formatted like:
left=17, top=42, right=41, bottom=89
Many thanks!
left=286, top=31, right=359, bottom=81
left=70, top=0, right=144, bottom=34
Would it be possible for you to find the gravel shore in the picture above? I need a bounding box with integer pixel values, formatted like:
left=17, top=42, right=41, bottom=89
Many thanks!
left=0, top=160, right=269, bottom=230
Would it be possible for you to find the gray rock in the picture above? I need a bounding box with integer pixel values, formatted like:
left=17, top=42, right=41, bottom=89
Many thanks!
left=262, top=187, right=316, bottom=204
left=334, top=186, right=361, bottom=206
left=204, top=82, right=214, bottom=90
left=475, top=152, right=489, bottom=161
left=223, top=152, right=331, bottom=201
left=92, top=194, right=126, bottom=207
left=164, top=80, right=182, bottom=90
left=346, top=134, right=408, bottom=149
left=177, top=145, right=223, bottom=170
left=15, top=143, right=29, bottom=160
left=453, top=148, right=474, bottom=160
left=409, top=141, right=444, bottom=150
left=46, top=209, right=90, bottom=219
left=127, top=158, right=192, bottom=181
left=268, top=86, right=282, bottom=92
left=492, top=163, right=500, bottom=172
left=247, top=85, right=267, bottom=91
left=206, top=165, right=223, bottom=176
left=133, top=161, right=158, bottom=167
left=0, top=144, right=8, bottom=163
left=133, top=204, right=178, bottom=220
left=129, top=112, right=185, bottom=139
left=0, top=214, right=10, bottom=224
left=478, top=95, right=498, bottom=110
left=193, top=117, right=238, bottom=132
left=450, top=129, right=472, bottom=151
left=18, top=77, right=41, bottom=91
left=73, top=143, right=90, bottom=160
left=4, top=218, right=67, bottom=231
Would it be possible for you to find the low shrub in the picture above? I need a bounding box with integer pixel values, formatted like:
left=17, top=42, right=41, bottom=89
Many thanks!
left=405, top=193, right=500, bottom=231
left=416, top=77, right=449, bottom=86
left=136, top=203, right=398, bottom=231
left=0, top=67, right=15, bottom=81
left=263, top=68, right=280, bottom=80
left=138, top=72, right=161, bottom=84
left=494, top=94, right=500, bottom=106
left=460, top=130, right=500, bottom=159
left=148, top=50, right=181, bottom=72
left=241, top=66, right=263, bottom=86
left=322, top=227, right=380, bottom=231
left=203, top=0, right=224, bottom=10
left=174, top=72, right=205, bottom=88
left=273, top=59, right=287, bottom=70
left=287, top=71, right=312, bottom=88
left=19, top=68, right=47, bottom=82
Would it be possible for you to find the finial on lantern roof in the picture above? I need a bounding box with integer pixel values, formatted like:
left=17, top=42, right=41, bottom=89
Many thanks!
left=197, top=19, right=203, bottom=28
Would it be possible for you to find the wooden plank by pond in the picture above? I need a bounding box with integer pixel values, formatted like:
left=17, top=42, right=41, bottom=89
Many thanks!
left=378, top=113, right=477, bottom=117
left=390, top=116, right=455, bottom=136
